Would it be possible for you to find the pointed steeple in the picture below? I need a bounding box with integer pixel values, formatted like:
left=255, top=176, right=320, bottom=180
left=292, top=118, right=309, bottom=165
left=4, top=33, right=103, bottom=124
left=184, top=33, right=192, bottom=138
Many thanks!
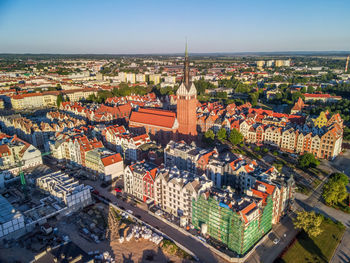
left=184, top=41, right=190, bottom=89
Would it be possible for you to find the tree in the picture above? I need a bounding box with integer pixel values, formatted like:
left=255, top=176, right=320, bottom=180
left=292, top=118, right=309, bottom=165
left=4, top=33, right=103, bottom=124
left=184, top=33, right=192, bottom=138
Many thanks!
left=331, top=173, right=349, bottom=186
left=56, top=94, right=63, bottom=108
left=322, top=173, right=348, bottom=205
left=293, top=211, right=323, bottom=237
left=229, top=129, right=243, bottom=145
left=204, top=129, right=215, bottom=144
left=249, top=92, right=259, bottom=106
left=217, top=128, right=227, bottom=141
left=307, top=86, right=314, bottom=93
left=298, top=153, right=320, bottom=168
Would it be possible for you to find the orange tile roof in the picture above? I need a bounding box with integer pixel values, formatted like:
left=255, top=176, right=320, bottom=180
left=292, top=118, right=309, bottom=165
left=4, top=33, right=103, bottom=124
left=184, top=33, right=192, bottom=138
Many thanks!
left=101, top=153, right=123, bottom=167
left=0, top=144, right=11, bottom=157
left=130, top=108, right=176, bottom=128
left=240, top=202, right=257, bottom=223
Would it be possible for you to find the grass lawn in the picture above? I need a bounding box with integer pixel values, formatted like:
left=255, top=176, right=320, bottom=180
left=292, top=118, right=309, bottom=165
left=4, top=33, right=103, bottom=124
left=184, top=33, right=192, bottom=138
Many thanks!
left=281, top=219, right=345, bottom=263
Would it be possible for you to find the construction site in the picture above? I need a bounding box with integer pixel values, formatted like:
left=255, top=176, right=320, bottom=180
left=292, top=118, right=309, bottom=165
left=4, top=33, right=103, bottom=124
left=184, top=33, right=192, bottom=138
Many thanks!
left=191, top=187, right=273, bottom=257
left=0, top=165, right=194, bottom=263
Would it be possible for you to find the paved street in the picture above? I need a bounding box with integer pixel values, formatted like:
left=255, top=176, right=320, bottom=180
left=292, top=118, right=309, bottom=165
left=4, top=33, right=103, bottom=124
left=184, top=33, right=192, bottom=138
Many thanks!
left=83, top=179, right=226, bottom=263
left=331, top=228, right=350, bottom=263
left=246, top=215, right=298, bottom=263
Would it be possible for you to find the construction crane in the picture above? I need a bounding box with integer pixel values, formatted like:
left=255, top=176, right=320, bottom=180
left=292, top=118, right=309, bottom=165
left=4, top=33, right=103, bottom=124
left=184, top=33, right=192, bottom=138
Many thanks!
left=346, top=55, right=349, bottom=73
left=16, top=151, right=51, bottom=197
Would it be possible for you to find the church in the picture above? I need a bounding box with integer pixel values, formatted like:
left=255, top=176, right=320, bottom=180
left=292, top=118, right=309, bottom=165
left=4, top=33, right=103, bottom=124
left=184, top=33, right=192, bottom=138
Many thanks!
left=129, top=45, right=198, bottom=144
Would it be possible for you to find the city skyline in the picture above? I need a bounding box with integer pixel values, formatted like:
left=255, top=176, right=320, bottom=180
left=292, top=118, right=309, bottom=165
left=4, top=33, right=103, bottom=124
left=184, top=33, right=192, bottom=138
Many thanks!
left=0, top=0, right=350, bottom=54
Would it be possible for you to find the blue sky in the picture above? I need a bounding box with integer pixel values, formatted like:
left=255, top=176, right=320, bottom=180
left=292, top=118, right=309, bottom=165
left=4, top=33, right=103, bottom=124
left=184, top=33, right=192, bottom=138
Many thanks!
left=0, top=0, right=349, bottom=54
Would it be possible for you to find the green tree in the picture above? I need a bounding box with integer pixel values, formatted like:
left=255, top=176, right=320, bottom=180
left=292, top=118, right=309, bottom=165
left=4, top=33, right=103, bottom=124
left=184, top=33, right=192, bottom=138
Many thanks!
left=307, top=86, right=314, bottom=93
left=298, top=153, right=320, bottom=168
left=293, top=211, right=323, bottom=237
left=229, top=129, right=243, bottom=145
left=217, top=128, right=227, bottom=141
left=331, top=173, right=349, bottom=186
left=249, top=92, right=259, bottom=106
left=204, top=129, right=215, bottom=144
left=322, top=173, right=348, bottom=205
left=56, top=94, right=63, bottom=108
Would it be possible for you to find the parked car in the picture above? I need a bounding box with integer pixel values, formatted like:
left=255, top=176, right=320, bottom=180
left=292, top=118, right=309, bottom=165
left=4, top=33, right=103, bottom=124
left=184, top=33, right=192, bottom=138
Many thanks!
left=114, top=187, right=122, bottom=193
left=126, top=209, right=133, bottom=214
left=273, top=238, right=280, bottom=244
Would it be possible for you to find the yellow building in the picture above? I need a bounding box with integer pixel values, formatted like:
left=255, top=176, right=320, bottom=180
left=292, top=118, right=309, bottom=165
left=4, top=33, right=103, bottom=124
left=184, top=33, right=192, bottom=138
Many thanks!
left=149, top=74, right=161, bottom=85
left=313, top=111, right=329, bottom=128
left=256, top=60, right=265, bottom=68
left=11, top=93, right=44, bottom=110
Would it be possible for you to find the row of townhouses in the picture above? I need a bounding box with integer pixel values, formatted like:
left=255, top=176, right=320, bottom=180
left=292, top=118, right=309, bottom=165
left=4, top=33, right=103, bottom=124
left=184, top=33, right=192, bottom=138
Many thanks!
left=197, top=101, right=343, bottom=159
left=49, top=132, right=123, bottom=181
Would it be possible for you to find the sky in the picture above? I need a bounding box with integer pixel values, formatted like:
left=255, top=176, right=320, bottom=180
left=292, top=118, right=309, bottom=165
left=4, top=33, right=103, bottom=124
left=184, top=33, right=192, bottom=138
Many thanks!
left=0, top=0, right=350, bottom=54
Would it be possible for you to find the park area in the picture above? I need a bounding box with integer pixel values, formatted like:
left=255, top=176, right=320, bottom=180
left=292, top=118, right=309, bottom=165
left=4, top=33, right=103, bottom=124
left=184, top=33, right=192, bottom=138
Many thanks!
left=280, top=218, right=345, bottom=263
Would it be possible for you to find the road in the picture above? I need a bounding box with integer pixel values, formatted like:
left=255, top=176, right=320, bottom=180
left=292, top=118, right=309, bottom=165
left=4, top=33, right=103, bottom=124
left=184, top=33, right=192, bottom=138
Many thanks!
left=84, top=179, right=225, bottom=263
left=331, top=228, right=350, bottom=263
left=246, top=215, right=298, bottom=263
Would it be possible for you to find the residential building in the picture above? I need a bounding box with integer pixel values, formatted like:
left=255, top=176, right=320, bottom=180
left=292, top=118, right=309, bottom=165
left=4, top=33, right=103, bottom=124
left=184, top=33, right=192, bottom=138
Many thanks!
left=123, top=161, right=159, bottom=201
left=192, top=188, right=273, bottom=256
left=36, top=171, right=92, bottom=210
left=155, top=167, right=213, bottom=222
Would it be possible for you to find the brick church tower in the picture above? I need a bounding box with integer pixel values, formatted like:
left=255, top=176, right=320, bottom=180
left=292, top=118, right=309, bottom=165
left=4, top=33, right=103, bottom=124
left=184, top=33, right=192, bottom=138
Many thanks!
left=176, top=44, right=198, bottom=140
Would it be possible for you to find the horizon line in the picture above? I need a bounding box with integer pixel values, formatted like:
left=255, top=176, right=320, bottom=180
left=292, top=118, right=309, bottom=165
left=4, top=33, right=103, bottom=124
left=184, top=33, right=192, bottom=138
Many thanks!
left=0, top=50, right=350, bottom=56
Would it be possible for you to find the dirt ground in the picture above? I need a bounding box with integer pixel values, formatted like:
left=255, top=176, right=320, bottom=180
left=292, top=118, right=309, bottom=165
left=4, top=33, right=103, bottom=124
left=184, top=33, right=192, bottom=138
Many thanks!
left=110, top=239, right=193, bottom=263
left=55, top=204, right=194, bottom=263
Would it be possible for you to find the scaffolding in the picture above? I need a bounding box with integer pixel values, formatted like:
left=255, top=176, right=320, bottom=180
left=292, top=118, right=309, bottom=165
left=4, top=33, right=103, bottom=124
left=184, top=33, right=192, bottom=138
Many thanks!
left=192, top=195, right=273, bottom=256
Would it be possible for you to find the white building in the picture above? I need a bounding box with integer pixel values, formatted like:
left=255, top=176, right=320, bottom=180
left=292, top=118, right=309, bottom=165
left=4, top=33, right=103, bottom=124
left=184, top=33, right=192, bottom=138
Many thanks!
left=0, top=195, right=25, bottom=240
left=154, top=167, right=213, bottom=221
left=36, top=172, right=92, bottom=211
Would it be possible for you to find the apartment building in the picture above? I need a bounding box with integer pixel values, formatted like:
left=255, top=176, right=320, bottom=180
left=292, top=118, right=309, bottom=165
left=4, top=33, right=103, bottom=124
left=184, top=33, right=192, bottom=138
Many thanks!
left=192, top=188, right=272, bottom=256
left=0, top=134, right=42, bottom=172
left=123, top=161, right=159, bottom=201
left=36, top=171, right=92, bottom=210
left=164, top=140, right=208, bottom=174
left=103, top=124, right=151, bottom=162
left=9, top=89, right=98, bottom=110
left=154, top=167, right=213, bottom=222
left=84, top=148, right=123, bottom=181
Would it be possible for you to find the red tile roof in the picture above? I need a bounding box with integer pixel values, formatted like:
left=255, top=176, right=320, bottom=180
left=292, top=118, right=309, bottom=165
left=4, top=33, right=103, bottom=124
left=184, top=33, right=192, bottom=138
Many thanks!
left=130, top=108, right=176, bottom=128
left=101, top=153, right=122, bottom=167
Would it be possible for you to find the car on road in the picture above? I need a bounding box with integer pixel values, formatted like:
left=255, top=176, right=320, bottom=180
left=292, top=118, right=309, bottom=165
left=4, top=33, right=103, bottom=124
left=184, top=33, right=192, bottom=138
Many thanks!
left=196, top=236, right=206, bottom=243
left=126, top=209, right=133, bottom=214
left=273, top=238, right=280, bottom=244
left=114, top=187, right=122, bottom=193
left=120, top=206, right=125, bottom=210
left=135, top=214, right=141, bottom=219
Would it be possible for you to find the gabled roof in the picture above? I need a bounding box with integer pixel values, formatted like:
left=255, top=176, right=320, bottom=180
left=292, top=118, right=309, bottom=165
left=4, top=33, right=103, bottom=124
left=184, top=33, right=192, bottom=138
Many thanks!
left=101, top=153, right=122, bottom=167
left=130, top=108, right=176, bottom=128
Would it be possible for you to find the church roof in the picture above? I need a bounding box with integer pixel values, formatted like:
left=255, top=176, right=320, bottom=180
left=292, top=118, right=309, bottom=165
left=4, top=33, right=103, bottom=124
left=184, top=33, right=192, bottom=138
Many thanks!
left=130, top=108, right=176, bottom=128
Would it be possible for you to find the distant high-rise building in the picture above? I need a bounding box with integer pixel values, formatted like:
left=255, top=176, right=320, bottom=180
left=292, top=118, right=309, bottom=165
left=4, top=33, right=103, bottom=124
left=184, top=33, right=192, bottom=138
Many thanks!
left=266, top=60, right=275, bottom=67
left=275, top=59, right=291, bottom=67
left=256, top=60, right=265, bottom=68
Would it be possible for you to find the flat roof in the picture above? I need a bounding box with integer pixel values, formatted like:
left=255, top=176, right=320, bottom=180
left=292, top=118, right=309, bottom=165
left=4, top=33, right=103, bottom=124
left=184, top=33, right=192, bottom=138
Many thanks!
left=0, top=194, right=23, bottom=224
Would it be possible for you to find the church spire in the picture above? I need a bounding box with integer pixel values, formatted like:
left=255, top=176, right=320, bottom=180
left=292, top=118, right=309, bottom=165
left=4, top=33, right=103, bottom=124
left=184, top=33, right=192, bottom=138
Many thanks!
left=184, top=41, right=190, bottom=89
